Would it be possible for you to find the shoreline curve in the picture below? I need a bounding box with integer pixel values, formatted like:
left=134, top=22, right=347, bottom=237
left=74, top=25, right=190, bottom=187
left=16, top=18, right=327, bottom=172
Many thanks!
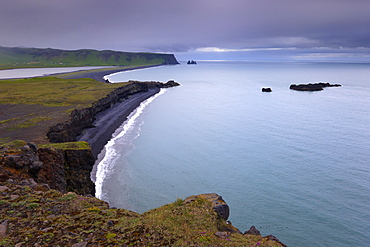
left=77, top=87, right=160, bottom=158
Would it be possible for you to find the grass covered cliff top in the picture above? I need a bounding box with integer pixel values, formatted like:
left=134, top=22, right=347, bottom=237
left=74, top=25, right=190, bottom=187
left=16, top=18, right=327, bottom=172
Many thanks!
left=0, top=76, right=124, bottom=106
left=0, top=181, right=284, bottom=246
left=0, top=76, right=126, bottom=144
left=0, top=46, right=179, bottom=144
left=0, top=46, right=178, bottom=70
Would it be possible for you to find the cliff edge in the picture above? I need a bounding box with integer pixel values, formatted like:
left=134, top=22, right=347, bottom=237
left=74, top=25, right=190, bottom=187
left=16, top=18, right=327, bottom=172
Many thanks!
left=0, top=175, right=286, bottom=246
left=0, top=140, right=95, bottom=195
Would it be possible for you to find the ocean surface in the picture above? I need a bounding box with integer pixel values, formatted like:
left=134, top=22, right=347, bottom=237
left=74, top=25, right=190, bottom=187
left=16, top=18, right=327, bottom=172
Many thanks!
left=96, top=61, right=370, bottom=246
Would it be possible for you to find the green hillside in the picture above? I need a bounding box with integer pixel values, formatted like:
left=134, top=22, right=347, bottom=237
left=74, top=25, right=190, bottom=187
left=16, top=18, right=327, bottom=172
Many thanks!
left=0, top=46, right=179, bottom=69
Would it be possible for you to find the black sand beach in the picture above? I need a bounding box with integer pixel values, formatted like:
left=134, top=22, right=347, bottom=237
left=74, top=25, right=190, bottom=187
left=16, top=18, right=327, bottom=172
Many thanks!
left=63, top=65, right=165, bottom=157
left=0, top=64, right=169, bottom=154
left=77, top=88, right=160, bottom=158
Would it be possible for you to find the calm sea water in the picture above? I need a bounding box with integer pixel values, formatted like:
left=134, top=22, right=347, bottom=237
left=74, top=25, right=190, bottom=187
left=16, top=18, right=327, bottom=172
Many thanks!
left=96, top=61, right=370, bottom=246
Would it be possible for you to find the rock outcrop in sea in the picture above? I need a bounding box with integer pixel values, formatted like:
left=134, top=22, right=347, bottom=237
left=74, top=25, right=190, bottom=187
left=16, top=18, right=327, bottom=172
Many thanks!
left=290, top=82, right=341, bottom=91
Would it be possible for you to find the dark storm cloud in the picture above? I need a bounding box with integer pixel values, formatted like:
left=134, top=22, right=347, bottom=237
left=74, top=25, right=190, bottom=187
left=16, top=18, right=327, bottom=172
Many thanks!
left=1, top=0, right=370, bottom=59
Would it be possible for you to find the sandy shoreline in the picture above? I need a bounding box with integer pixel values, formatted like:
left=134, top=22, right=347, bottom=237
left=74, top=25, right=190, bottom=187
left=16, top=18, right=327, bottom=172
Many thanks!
left=77, top=88, right=160, bottom=158
left=65, top=65, right=163, bottom=157
left=0, top=64, right=166, bottom=156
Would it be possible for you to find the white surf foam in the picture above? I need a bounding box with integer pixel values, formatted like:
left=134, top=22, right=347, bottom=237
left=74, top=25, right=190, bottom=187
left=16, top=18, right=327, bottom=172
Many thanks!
left=94, top=89, right=167, bottom=200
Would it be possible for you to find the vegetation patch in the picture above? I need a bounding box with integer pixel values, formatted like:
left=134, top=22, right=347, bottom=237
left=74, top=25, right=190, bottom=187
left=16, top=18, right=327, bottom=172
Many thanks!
left=0, top=46, right=174, bottom=69
left=2, top=140, right=27, bottom=148
left=0, top=76, right=124, bottom=107
left=39, top=141, right=91, bottom=150
left=0, top=76, right=127, bottom=144
left=0, top=117, right=21, bottom=126
left=0, top=181, right=285, bottom=247
left=8, top=116, right=52, bottom=129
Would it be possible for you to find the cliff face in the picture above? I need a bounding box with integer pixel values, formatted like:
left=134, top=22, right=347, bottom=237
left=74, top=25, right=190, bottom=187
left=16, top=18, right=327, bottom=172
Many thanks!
left=47, top=81, right=179, bottom=144
left=159, top=54, right=179, bottom=65
left=0, top=141, right=95, bottom=195
left=47, top=81, right=179, bottom=146
left=47, top=82, right=150, bottom=143
left=0, top=183, right=286, bottom=246
left=1, top=81, right=180, bottom=196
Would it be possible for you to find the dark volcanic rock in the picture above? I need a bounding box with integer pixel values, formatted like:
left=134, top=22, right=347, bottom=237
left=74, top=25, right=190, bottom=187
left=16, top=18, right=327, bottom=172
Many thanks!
left=47, top=82, right=149, bottom=143
left=0, top=172, right=9, bottom=182
left=37, top=148, right=67, bottom=192
left=0, top=220, right=8, bottom=237
left=157, top=80, right=181, bottom=88
left=290, top=82, right=341, bottom=91
left=47, top=81, right=180, bottom=144
left=64, top=149, right=95, bottom=195
left=265, top=235, right=288, bottom=247
left=214, top=231, right=231, bottom=239
left=0, top=143, right=95, bottom=195
left=37, top=147, right=95, bottom=195
left=244, top=225, right=261, bottom=235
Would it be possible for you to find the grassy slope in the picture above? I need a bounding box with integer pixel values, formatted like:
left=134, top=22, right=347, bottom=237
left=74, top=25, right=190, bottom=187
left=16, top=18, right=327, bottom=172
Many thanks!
left=0, top=76, right=123, bottom=107
left=0, top=181, right=283, bottom=246
left=0, top=46, right=175, bottom=69
left=0, top=76, right=126, bottom=144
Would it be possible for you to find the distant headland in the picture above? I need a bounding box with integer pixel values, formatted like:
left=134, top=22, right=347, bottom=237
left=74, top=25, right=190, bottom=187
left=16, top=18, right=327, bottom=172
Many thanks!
left=0, top=46, right=179, bottom=70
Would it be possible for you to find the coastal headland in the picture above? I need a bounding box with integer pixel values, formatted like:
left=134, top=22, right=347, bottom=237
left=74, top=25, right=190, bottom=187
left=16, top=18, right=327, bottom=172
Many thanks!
left=0, top=60, right=286, bottom=246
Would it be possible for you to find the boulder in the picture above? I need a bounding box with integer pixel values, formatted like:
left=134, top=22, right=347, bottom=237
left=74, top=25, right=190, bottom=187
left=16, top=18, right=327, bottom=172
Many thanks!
left=0, top=220, right=8, bottom=237
left=214, top=231, right=231, bottom=239
left=0, top=172, right=9, bottom=182
left=183, top=193, right=230, bottom=221
left=244, top=225, right=261, bottom=235
left=262, top=87, right=272, bottom=92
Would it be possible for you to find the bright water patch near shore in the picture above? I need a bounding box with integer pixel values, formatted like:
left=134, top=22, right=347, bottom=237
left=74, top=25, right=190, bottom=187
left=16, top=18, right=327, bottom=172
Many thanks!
left=99, top=61, right=370, bottom=246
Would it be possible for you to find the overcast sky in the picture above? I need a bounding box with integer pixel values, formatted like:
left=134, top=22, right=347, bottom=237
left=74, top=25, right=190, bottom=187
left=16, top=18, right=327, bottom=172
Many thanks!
left=1, top=0, right=370, bottom=61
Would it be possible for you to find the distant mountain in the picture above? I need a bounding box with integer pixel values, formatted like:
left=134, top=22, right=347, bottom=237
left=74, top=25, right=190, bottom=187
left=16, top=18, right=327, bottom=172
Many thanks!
left=0, top=46, right=179, bottom=69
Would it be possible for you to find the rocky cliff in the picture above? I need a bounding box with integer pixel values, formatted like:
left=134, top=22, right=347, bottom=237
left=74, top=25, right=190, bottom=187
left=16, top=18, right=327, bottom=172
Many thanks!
left=0, top=181, right=286, bottom=246
left=47, top=81, right=180, bottom=144
left=0, top=141, right=95, bottom=195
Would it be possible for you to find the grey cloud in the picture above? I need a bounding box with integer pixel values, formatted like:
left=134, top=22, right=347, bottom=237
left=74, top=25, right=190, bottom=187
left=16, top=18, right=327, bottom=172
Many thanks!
left=0, top=0, right=369, bottom=56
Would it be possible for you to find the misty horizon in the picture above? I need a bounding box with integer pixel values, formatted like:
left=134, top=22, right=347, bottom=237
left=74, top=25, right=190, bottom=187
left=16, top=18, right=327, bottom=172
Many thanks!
left=1, top=0, right=370, bottom=62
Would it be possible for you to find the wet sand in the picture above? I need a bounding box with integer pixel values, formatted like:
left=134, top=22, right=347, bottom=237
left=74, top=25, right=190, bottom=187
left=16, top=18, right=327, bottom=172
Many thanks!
left=77, top=88, right=160, bottom=158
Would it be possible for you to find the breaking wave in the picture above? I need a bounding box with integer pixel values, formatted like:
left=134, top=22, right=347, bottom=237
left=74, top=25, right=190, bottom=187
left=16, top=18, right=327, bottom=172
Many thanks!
left=94, top=89, right=167, bottom=200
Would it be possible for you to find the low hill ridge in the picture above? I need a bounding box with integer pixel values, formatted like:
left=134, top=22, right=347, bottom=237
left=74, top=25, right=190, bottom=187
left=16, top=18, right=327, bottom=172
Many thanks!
left=0, top=46, right=179, bottom=69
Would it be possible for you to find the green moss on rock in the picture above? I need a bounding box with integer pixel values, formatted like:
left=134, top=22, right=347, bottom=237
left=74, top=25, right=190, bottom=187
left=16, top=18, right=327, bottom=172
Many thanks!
left=0, top=181, right=286, bottom=246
